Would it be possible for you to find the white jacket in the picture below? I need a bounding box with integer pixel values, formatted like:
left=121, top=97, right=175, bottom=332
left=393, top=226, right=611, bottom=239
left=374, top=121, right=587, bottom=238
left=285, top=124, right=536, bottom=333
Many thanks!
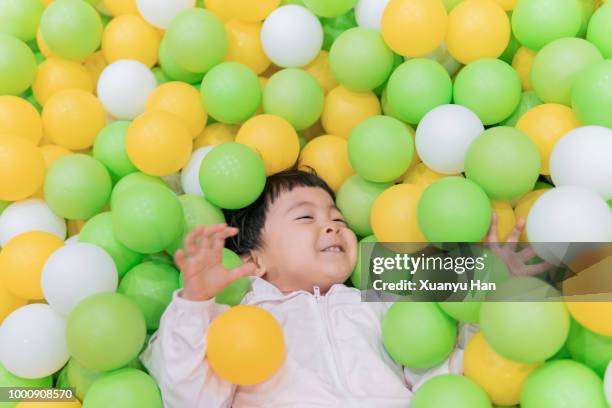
left=140, top=277, right=477, bottom=408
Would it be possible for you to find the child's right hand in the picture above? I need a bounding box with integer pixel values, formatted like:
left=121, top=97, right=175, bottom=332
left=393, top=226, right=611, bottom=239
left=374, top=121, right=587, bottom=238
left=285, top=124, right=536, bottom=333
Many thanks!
left=173, top=224, right=258, bottom=302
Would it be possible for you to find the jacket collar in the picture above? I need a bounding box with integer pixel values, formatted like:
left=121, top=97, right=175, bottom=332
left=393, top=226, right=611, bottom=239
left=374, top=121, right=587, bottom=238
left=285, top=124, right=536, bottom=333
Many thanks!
left=247, top=276, right=357, bottom=301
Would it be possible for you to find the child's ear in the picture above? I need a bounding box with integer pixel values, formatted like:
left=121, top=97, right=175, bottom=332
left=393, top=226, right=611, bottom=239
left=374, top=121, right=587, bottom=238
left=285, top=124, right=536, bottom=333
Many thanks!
left=241, top=252, right=266, bottom=278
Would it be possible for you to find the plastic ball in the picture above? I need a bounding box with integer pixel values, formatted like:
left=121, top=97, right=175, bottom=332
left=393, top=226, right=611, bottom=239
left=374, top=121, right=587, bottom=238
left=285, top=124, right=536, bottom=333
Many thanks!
left=355, top=0, right=389, bottom=30
left=136, top=0, right=195, bottom=29
left=370, top=183, right=426, bottom=242
left=512, top=46, right=536, bottom=91
left=146, top=82, right=206, bottom=138
left=180, top=147, right=213, bottom=195
left=42, top=89, right=105, bottom=150
left=0, top=134, right=45, bottom=201
left=165, top=9, right=227, bottom=73
left=531, top=38, right=603, bottom=106
left=0, top=96, right=42, bottom=145
left=514, top=188, right=548, bottom=239
left=403, top=162, right=456, bottom=189
left=44, top=154, right=112, bottom=220
left=17, top=402, right=81, bottom=408
left=501, top=90, right=542, bottom=126
left=201, top=62, right=261, bottom=124
left=194, top=123, right=238, bottom=148
left=207, top=305, right=284, bottom=385
left=302, top=0, right=355, bottom=17
left=412, top=375, right=492, bottom=408
left=103, top=0, right=138, bottom=16
left=221, top=0, right=281, bottom=22
left=329, top=27, right=394, bottom=92
left=93, top=121, right=138, bottom=181
left=588, top=4, right=612, bottom=58
left=101, top=15, right=160, bottom=67
left=0, top=304, right=69, bottom=379
left=439, top=302, right=481, bottom=323
left=454, top=59, right=521, bottom=125
left=0, top=0, right=44, bottom=42
left=82, top=368, right=162, bottom=408
left=465, top=127, right=541, bottom=200
left=67, top=293, right=146, bottom=372
left=40, top=0, right=103, bottom=60
left=32, top=58, right=93, bottom=105
left=521, top=360, right=607, bottom=408
left=0, top=362, right=53, bottom=402
left=320, top=8, right=358, bottom=51
left=381, top=0, right=448, bottom=57
left=348, top=115, right=414, bottom=183
left=118, top=261, right=179, bottom=331
left=225, top=20, right=271, bottom=75
left=417, top=177, right=492, bottom=242
left=112, top=183, right=183, bottom=253
left=0, top=278, right=26, bottom=325
left=0, top=34, right=37, bottom=96
left=571, top=60, right=612, bottom=128
left=567, top=302, right=612, bottom=338
left=97, top=59, right=157, bottom=120
left=0, top=199, right=66, bottom=246
left=158, top=38, right=204, bottom=84
left=82, top=50, right=108, bottom=87
left=298, top=135, right=354, bottom=191
left=567, top=319, right=612, bottom=377
left=42, top=243, right=118, bottom=316
left=109, top=172, right=165, bottom=208
left=263, top=68, right=324, bottom=130
left=336, top=175, right=390, bottom=237
left=321, top=86, right=380, bottom=139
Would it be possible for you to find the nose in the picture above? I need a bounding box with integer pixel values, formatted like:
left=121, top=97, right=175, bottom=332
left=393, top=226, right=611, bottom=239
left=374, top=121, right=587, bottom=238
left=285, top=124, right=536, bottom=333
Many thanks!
left=324, top=222, right=340, bottom=234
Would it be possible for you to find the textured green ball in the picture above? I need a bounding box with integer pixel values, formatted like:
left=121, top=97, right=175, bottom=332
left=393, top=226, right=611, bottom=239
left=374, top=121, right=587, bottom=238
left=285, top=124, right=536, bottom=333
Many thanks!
left=83, top=368, right=162, bottom=408
left=0, top=34, right=37, bottom=96
left=412, top=375, right=492, bottom=408
left=0, top=0, right=44, bottom=42
left=158, top=38, right=203, bottom=84
left=93, top=121, right=138, bottom=181
left=304, top=0, right=357, bottom=17
left=571, top=60, right=612, bottom=128
left=587, top=4, right=612, bottom=59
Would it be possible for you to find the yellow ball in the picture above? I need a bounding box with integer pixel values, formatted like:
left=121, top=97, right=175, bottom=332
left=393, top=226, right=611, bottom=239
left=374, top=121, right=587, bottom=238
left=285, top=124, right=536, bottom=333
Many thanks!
left=42, top=89, right=106, bottom=150
left=514, top=189, right=549, bottom=242
left=516, top=104, right=582, bottom=175
left=126, top=110, right=193, bottom=176
left=566, top=302, right=612, bottom=336
left=403, top=162, right=457, bottom=189
left=32, top=58, right=94, bottom=105
left=37, top=28, right=56, bottom=59
left=490, top=200, right=515, bottom=242
left=0, top=231, right=64, bottom=300
left=298, top=135, right=354, bottom=192
left=446, top=0, right=510, bottom=64
left=0, top=134, right=46, bottom=201
left=464, top=332, right=542, bottom=406
left=225, top=20, right=271, bottom=75
left=512, top=46, right=537, bottom=91
left=305, top=51, right=338, bottom=95
left=82, top=51, right=108, bottom=93
left=491, top=0, right=517, bottom=10
left=205, top=0, right=234, bottom=22
left=17, top=402, right=81, bottom=408
left=102, top=15, right=160, bottom=68
left=30, top=144, right=72, bottom=199
left=103, top=0, right=138, bottom=16
left=0, top=96, right=43, bottom=145
left=225, top=0, right=281, bottom=22
left=146, top=82, right=207, bottom=138
left=371, top=183, right=426, bottom=242
left=194, top=123, right=238, bottom=149
left=0, top=276, right=27, bottom=325
left=382, top=0, right=448, bottom=57
left=321, top=86, right=381, bottom=140
left=236, top=114, right=300, bottom=175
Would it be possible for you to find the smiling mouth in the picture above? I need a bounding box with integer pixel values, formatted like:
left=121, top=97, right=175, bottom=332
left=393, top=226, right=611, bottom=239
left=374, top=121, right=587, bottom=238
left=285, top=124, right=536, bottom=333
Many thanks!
left=321, top=245, right=344, bottom=253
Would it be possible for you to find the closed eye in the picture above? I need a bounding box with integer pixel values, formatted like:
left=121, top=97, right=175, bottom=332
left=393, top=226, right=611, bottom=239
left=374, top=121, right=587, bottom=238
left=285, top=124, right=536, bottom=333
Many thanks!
left=334, top=218, right=347, bottom=224
left=296, top=215, right=313, bottom=220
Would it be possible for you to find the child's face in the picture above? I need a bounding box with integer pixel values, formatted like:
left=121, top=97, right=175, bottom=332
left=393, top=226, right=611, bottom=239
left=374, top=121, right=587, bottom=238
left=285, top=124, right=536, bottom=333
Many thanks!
left=251, top=186, right=358, bottom=293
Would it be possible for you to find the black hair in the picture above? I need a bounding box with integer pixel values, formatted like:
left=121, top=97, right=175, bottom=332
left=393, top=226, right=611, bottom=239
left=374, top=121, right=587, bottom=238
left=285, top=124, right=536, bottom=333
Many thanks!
left=223, top=169, right=335, bottom=255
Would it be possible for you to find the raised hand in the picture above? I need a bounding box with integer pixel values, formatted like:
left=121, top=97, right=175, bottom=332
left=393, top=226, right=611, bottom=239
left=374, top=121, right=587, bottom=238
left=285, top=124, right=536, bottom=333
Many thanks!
left=173, top=224, right=258, bottom=301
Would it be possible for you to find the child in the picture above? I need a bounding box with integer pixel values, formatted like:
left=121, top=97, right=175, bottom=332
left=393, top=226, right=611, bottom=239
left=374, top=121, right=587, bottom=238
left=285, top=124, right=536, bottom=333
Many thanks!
left=140, top=170, right=546, bottom=407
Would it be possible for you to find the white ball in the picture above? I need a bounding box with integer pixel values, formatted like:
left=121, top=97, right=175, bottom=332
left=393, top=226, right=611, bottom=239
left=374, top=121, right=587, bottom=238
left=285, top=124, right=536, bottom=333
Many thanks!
left=181, top=146, right=214, bottom=196
left=136, top=0, right=195, bottom=29
left=261, top=5, right=323, bottom=68
left=97, top=60, right=157, bottom=120
left=0, top=199, right=66, bottom=247
left=550, top=126, right=612, bottom=200
left=41, top=243, right=118, bottom=316
left=416, top=105, right=484, bottom=174
left=64, top=235, right=80, bottom=245
left=355, top=0, right=390, bottom=31
left=605, top=361, right=612, bottom=406
left=0, top=304, right=69, bottom=379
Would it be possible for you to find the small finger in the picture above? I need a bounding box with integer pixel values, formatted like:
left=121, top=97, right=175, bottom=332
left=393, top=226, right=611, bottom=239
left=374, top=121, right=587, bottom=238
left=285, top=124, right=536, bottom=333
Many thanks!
left=517, top=245, right=537, bottom=262
left=227, top=262, right=258, bottom=282
left=211, top=228, right=239, bottom=255
left=525, top=261, right=554, bottom=276
left=185, top=226, right=206, bottom=256
left=505, top=218, right=526, bottom=252
left=173, top=249, right=186, bottom=270
left=486, top=212, right=501, bottom=251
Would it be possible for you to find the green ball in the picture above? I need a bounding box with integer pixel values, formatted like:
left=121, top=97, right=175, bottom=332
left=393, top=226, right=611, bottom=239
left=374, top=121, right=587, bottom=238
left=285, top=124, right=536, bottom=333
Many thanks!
left=118, top=261, right=180, bottom=331
left=521, top=360, right=607, bottom=408
left=112, top=183, right=184, bottom=254
left=0, top=362, right=52, bottom=408
left=165, top=9, right=227, bottom=73
left=348, top=115, right=414, bottom=183
left=199, top=142, right=266, bottom=209
left=158, top=38, right=203, bottom=84
left=499, top=32, right=520, bottom=64
left=386, top=59, right=452, bottom=124
left=439, top=302, right=481, bottom=324
left=349, top=234, right=377, bottom=289
left=110, top=172, right=165, bottom=209
left=304, top=0, right=357, bottom=17
left=44, top=154, right=112, bottom=220
left=79, top=212, right=144, bottom=278
left=567, top=319, right=612, bottom=377
left=0, top=34, right=37, bottom=96
left=263, top=68, right=324, bottom=130
left=531, top=38, right=603, bottom=106
left=417, top=177, right=492, bottom=242
left=65, top=358, right=103, bottom=401
left=165, top=194, right=225, bottom=255
left=501, top=90, right=542, bottom=126
left=0, top=0, right=44, bottom=42
left=587, top=4, right=612, bottom=59
left=201, top=62, right=261, bottom=124
left=152, top=67, right=170, bottom=85
left=511, top=0, right=582, bottom=51
left=67, top=293, right=146, bottom=371
left=454, top=59, right=521, bottom=125
left=40, top=0, right=102, bottom=60
left=412, top=374, right=492, bottom=408
left=382, top=302, right=457, bottom=369
left=572, top=59, right=612, bottom=128
left=93, top=121, right=138, bottom=181
left=329, top=27, right=394, bottom=92
left=465, top=127, right=540, bottom=200
left=83, top=368, right=162, bottom=408
left=336, top=175, right=392, bottom=237
left=321, top=9, right=357, bottom=51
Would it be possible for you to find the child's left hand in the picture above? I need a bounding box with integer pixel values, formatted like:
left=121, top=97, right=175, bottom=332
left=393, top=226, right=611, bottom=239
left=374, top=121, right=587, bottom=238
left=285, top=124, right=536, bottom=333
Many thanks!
left=485, top=213, right=554, bottom=277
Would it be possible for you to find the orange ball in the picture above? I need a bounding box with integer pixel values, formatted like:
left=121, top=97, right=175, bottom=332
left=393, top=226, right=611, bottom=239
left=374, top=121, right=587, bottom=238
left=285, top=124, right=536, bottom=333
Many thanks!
left=225, top=20, right=271, bottom=75
left=298, top=135, right=354, bottom=191
left=32, top=58, right=94, bottom=105
left=207, top=305, right=285, bottom=385
left=102, top=15, right=160, bottom=67
left=321, top=86, right=381, bottom=139
left=0, top=96, right=43, bottom=145
left=0, top=134, right=46, bottom=201
left=371, top=183, right=426, bottom=242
